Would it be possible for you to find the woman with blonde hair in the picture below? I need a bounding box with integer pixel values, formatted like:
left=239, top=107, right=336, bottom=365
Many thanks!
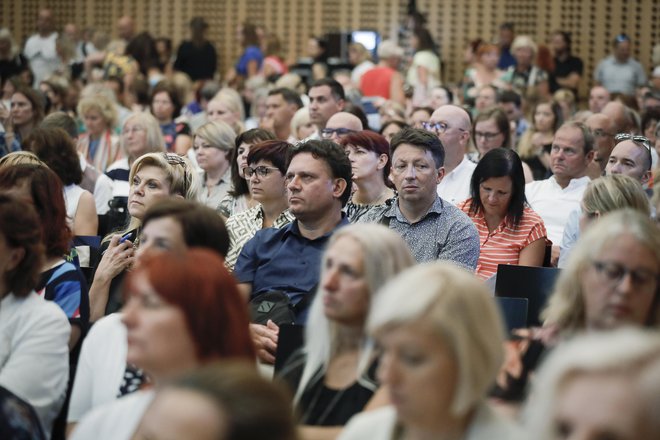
left=559, top=174, right=650, bottom=267
left=501, top=35, right=549, bottom=100
left=544, top=210, right=660, bottom=337
left=207, top=87, right=245, bottom=134
left=77, top=94, right=120, bottom=172
left=105, top=111, right=165, bottom=199
left=89, top=152, right=199, bottom=321
left=193, top=120, right=236, bottom=209
left=280, top=223, right=415, bottom=439
left=290, top=107, right=316, bottom=141
left=524, top=329, right=660, bottom=440
left=340, top=262, right=521, bottom=440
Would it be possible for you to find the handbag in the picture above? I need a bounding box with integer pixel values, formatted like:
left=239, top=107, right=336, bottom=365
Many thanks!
left=249, top=289, right=315, bottom=327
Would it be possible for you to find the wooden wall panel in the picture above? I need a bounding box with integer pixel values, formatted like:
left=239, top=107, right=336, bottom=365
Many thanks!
left=2, top=0, right=657, bottom=100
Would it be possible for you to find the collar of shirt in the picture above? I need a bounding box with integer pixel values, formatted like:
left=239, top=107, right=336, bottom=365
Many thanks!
left=385, top=195, right=445, bottom=224
left=549, top=175, right=591, bottom=190
left=282, top=212, right=349, bottom=240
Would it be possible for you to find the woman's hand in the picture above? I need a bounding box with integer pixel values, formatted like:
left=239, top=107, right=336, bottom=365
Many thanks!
left=95, top=234, right=135, bottom=284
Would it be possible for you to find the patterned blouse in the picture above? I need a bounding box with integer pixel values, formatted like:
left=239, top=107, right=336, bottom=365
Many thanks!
left=225, top=204, right=294, bottom=270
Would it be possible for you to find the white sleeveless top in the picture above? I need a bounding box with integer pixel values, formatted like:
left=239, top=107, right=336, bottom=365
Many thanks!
left=64, top=184, right=85, bottom=228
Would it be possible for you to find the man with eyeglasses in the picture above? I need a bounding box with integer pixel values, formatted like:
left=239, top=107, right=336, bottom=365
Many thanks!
left=594, top=34, right=647, bottom=97
left=359, top=127, right=479, bottom=268
left=234, top=139, right=351, bottom=364
left=558, top=134, right=652, bottom=269
left=584, top=113, right=616, bottom=178
left=305, top=78, right=346, bottom=140
left=424, top=105, right=476, bottom=205
left=321, top=112, right=363, bottom=141
left=526, top=122, right=594, bottom=264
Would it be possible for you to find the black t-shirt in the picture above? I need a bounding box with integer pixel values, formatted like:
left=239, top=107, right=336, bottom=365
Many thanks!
left=550, top=55, right=584, bottom=95
left=278, top=350, right=379, bottom=426
left=173, top=41, right=218, bottom=81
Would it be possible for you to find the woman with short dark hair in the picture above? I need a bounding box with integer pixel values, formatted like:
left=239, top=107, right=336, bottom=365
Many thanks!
left=458, top=148, right=548, bottom=279
left=340, top=131, right=395, bottom=223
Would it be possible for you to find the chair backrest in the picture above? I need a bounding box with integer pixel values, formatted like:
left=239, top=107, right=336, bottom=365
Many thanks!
left=495, top=264, right=561, bottom=327
left=274, top=324, right=304, bottom=374
left=496, top=297, right=529, bottom=333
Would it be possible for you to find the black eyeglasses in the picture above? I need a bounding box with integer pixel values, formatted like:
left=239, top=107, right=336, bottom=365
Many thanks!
left=474, top=131, right=502, bottom=140
left=321, top=128, right=357, bottom=139
left=243, top=165, right=281, bottom=178
left=614, top=133, right=652, bottom=152
left=163, top=153, right=189, bottom=196
left=591, top=260, right=658, bottom=288
left=422, top=121, right=467, bottom=135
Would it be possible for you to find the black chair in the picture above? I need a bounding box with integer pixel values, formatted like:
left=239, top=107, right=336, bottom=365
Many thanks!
left=494, top=264, right=561, bottom=327
left=274, top=324, right=304, bottom=374
left=495, top=297, right=529, bottom=333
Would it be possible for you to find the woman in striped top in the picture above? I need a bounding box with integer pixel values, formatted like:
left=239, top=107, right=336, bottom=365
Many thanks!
left=459, top=148, right=547, bottom=279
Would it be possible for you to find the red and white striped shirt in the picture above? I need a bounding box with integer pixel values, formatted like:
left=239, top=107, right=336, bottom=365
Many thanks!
left=459, top=199, right=548, bottom=279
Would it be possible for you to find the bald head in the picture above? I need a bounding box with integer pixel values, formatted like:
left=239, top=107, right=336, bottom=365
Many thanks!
left=585, top=113, right=616, bottom=170
left=117, top=15, right=136, bottom=41
left=326, top=112, right=363, bottom=131
left=601, top=101, right=629, bottom=134
left=428, top=105, right=471, bottom=169
left=324, top=112, right=363, bottom=142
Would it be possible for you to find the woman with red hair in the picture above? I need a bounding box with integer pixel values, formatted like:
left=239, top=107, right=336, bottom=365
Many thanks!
left=340, top=131, right=395, bottom=223
left=71, top=248, right=254, bottom=440
left=0, top=164, right=89, bottom=348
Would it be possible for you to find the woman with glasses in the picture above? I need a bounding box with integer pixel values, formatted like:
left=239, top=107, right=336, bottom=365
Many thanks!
left=458, top=148, right=548, bottom=280
left=469, top=107, right=534, bottom=181
left=225, top=140, right=293, bottom=270
left=339, top=131, right=395, bottom=223
left=193, top=121, right=236, bottom=209
left=89, top=152, right=199, bottom=322
left=217, top=128, right=276, bottom=218
left=499, top=210, right=660, bottom=403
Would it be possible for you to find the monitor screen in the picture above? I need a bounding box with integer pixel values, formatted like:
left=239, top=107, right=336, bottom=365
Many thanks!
left=351, top=30, right=380, bottom=52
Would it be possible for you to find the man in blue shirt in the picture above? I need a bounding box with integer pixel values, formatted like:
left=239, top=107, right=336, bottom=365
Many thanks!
left=234, top=139, right=352, bottom=363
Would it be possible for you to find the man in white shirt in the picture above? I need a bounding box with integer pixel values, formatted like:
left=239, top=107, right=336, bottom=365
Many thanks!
left=23, top=8, right=61, bottom=86
left=526, top=121, right=594, bottom=257
left=425, top=105, right=475, bottom=205
left=559, top=133, right=652, bottom=267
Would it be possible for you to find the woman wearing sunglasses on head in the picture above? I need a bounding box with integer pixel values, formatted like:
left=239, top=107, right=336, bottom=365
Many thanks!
left=225, top=140, right=294, bottom=270
left=89, top=152, right=199, bottom=322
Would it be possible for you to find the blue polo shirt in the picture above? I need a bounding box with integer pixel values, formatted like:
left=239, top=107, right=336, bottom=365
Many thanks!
left=234, top=215, right=349, bottom=304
